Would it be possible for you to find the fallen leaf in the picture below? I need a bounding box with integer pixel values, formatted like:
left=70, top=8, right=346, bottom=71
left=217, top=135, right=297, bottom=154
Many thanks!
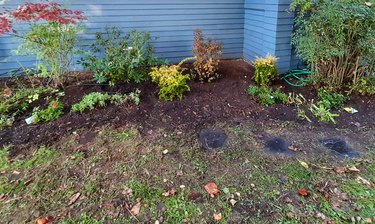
left=67, top=192, right=81, bottom=206
left=35, top=217, right=49, bottom=224
left=364, top=218, right=372, bottom=223
left=176, top=131, right=183, bottom=135
left=179, top=185, right=185, bottom=189
left=204, top=182, right=220, bottom=197
left=229, top=199, right=237, bottom=206
left=364, top=2, right=372, bottom=7
left=335, top=167, right=347, bottom=174
left=162, top=149, right=169, bottom=155
left=299, top=188, right=309, bottom=197
left=214, top=213, right=222, bottom=221
left=188, top=192, right=203, bottom=201
left=348, top=166, right=360, bottom=173
left=299, top=161, right=309, bottom=169
left=356, top=176, right=374, bottom=187
left=162, top=188, right=177, bottom=197
left=122, top=187, right=133, bottom=198
left=131, top=202, right=141, bottom=216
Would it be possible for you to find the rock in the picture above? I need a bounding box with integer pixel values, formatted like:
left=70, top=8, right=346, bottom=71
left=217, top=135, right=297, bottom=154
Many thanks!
left=199, top=129, right=228, bottom=150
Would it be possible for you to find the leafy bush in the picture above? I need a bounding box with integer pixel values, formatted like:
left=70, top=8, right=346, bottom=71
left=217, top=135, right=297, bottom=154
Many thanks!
left=71, top=90, right=140, bottom=113
left=32, top=99, right=64, bottom=123
left=317, top=89, right=346, bottom=109
left=291, top=0, right=375, bottom=90
left=150, top=57, right=195, bottom=101
left=192, top=29, right=222, bottom=82
left=309, top=103, right=339, bottom=124
left=248, top=85, right=288, bottom=106
left=1, top=2, right=86, bottom=87
left=253, top=54, right=278, bottom=87
left=81, top=27, right=160, bottom=85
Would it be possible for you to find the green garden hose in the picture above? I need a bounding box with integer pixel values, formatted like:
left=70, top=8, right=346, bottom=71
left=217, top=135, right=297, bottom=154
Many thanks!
left=281, top=69, right=311, bottom=87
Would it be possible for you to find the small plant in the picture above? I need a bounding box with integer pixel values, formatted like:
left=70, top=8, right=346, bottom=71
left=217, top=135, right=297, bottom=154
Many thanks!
left=253, top=54, right=278, bottom=87
left=297, top=107, right=312, bottom=122
left=81, top=27, right=160, bottom=85
left=0, top=115, right=14, bottom=129
left=1, top=1, right=86, bottom=87
left=71, top=90, right=140, bottom=113
left=309, top=103, right=339, bottom=124
left=317, top=89, right=346, bottom=109
left=248, top=85, right=288, bottom=106
left=32, top=99, right=64, bottom=123
left=192, top=29, right=222, bottom=82
left=351, top=76, right=375, bottom=95
left=150, top=57, right=195, bottom=101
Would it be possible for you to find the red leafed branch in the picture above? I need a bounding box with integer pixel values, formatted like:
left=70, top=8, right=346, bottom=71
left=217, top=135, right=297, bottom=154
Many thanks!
left=0, top=1, right=86, bottom=36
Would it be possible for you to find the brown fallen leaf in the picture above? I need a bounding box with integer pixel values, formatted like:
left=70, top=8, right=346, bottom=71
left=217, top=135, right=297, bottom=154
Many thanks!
left=35, top=217, right=49, bottom=224
left=67, top=192, right=81, bottom=206
left=162, top=188, right=177, bottom=197
left=214, top=213, right=222, bottom=221
left=229, top=199, right=237, bottom=206
left=356, top=176, right=374, bottom=187
left=336, top=167, right=347, bottom=174
left=131, top=202, right=141, bottom=216
left=348, top=166, right=360, bottom=173
left=299, top=188, right=309, bottom=197
left=205, top=182, right=220, bottom=197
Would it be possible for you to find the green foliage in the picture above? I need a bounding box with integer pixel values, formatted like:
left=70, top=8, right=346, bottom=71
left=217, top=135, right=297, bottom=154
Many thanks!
left=0, top=115, right=14, bottom=130
left=248, top=85, right=288, bottom=106
left=317, top=89, right=346, bottom=109
left=81, top=26, right=160, bottom=85
left=309, top=103, right=339, bottom=124
left=71, top=90, right=140, bottom=113
left=15, top=21, right=82, bottom=87
left=0, top=86, right=54, bottom=119
left=192, top=29, right=222, bottom=82
left=351, top=75, right=375, bottom=95
left=291, top=0, right=375, bottom=89
left=150, top=58, right=194, bottom=101
left=253, top=54, right=279, bottom=87
left=32, top=99, right=64, bottom=123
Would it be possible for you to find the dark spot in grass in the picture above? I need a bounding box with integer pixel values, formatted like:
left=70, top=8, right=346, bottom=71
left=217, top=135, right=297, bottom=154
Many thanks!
left=321, top=138, right=359, bottom=158
left=199, top=129, right=228, bottom=150
left=265, top=137, right=295, bottom=155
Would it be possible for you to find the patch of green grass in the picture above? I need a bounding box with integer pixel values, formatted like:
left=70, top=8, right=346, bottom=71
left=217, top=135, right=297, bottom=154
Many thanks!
left=279, top=162, right=315, bottom=187
left=61, top=213, right=103, bottom=224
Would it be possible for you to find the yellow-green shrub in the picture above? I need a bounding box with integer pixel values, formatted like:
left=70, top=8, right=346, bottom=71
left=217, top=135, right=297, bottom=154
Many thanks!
left=253, top=54, right=278, bottom=87
left=150, top=58, right=194, bottom=101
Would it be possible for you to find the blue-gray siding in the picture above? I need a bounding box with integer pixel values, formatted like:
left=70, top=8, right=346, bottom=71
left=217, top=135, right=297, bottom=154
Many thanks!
left=243, top=0, right=297, bottom=73
left=0, top=0, right=245, bottom=74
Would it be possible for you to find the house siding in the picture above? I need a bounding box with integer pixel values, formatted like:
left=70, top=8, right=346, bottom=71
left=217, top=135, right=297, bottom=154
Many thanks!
left=0, top=0, right=245, bottom=75
left=243, top=0, right=297, bottom=73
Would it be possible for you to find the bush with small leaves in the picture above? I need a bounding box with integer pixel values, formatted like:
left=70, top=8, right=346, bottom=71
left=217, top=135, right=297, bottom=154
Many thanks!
left=317, top=89, right=346, bottom=109
left=192, top=29, right=222, bottom=82
left=150, top=57, right=195, bottom=101
left=253, top=54, right=279, bottom=87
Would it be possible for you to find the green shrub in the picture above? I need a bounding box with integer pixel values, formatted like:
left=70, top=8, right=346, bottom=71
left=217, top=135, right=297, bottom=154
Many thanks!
left=351, top=76, right=375, bottom=95
left=0, top=115, right=14, bottom=129
left=192, top=29, right=222, bottom=82
left=16, top=21, right=83, bottom=87
left=253, top=54, right=278, bottom=87
left=150, top=57, right=194, bottom=101
left=317, top=89, right=346, bottom=109
left=248, top=85, right=288, bottom=106
left=81, top=27, right=160, bottom=85
left=291, top=0, right=375, bottom=90
left=71, top=90, right=140, bottom=113
left=32, top=100, right=64, bottom=123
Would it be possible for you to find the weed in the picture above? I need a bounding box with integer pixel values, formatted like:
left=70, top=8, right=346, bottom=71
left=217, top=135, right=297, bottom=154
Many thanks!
left=309, top=103, right=339, bottom=124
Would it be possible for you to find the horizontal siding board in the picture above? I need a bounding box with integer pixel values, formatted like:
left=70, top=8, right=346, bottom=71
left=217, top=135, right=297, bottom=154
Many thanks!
left=0, top=0, right=245, bottom=74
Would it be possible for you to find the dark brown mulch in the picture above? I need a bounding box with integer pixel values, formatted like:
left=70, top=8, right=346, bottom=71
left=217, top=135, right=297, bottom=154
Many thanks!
left=0, top=60, right=374, bottom=156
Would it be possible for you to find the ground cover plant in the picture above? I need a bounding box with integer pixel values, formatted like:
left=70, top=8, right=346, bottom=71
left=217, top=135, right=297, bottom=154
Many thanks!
left=291, top=0, right=375, bottom=90
left=192, top=29, right=222, bottom=82
left=0, top=1, right=86, bottom=87
left=150, top=57, right=195, bottom=101
left=71, top=90, right=141, bottom=113
left=32, top=99, right=64, bottom=123
left=248, top=85, right=288, bottom=106
left=81, top=26, right=160, bottom=85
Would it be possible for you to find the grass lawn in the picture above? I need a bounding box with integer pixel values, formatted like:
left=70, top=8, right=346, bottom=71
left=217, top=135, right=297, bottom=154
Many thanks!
left=1, top=119, right=374, bottom=223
